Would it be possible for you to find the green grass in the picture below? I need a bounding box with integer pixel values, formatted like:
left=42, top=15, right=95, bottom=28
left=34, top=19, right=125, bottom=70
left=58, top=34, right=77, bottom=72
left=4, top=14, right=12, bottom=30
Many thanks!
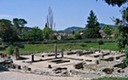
left=18, top=42, right=120, bottom=55
left=92, top=78, right=128, bottom=80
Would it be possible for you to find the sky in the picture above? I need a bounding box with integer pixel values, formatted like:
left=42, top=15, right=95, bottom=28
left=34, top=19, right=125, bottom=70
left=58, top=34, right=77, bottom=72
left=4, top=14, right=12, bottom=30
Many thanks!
left=0, top=0, right=125, bottom=30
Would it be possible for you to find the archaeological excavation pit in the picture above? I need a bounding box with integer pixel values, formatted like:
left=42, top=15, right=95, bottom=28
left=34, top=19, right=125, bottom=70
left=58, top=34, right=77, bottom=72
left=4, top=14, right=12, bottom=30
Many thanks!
left=50, top=59, right=70, bottom=64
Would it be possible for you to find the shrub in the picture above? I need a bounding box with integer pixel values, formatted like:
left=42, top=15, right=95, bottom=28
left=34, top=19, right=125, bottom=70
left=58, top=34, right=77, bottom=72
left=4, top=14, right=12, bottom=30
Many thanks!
left=97, top=39, right=104, bottom=45
left=66, top=35, right=75, bottom=40
left=80, top=44, right=87, bottom=47
left=6, top=45, right=14, bottom=55
left=97, top=39, right=104, bottom=51
left=123, top=50, right=128, bottom=66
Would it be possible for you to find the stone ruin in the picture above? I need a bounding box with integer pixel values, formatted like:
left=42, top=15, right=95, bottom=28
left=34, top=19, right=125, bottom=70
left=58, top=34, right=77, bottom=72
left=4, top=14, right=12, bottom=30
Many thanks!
left=113, top=63, right=127, bottom=69
left=52, top=67, right=68, bottom=75
left=1, top=49, right=126, bottom=78
left=102, top=68, right=114, bottom=74
left=13, top=47, right=20, bottom=60
left=74, top=62, right=84, bottom=69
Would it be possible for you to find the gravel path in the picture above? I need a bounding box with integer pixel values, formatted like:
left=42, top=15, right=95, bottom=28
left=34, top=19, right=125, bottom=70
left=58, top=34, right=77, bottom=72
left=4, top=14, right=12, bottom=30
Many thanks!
left=0, top=71, right=91, bottom=80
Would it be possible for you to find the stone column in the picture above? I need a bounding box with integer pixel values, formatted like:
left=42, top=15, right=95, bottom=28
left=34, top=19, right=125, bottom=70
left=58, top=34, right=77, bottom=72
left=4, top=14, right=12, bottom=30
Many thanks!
left=61, top=49, right=64, bottom=58
left=13, top=47, right=20, bottom=60
left=54, top=43, right=57, bottom=59
left=31, top=55, right=34, bottom=62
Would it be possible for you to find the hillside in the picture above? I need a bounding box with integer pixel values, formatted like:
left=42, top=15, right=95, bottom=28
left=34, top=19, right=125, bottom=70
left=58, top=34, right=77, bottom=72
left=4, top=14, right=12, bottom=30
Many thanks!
left=99, top=23, right=116, bottom=29
left=57, top=26, right=84, bottom=34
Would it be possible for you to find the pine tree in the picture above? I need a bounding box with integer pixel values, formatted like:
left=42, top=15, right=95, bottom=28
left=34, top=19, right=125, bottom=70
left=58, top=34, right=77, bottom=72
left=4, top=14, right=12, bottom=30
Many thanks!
left=84, top=10, right=101, bottom=38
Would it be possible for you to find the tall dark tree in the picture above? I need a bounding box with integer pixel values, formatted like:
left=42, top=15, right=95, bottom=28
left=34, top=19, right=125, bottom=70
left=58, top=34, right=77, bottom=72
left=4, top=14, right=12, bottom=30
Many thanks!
left=13, top=18, right=27, bottom=34
left=84, top=10, right=101, bottom=38
left=0, top=19, right=17, bottom=42
left=46, top=7, right=54, bottom=30
left=86, top=10, right=99, bottom=29
left=13, top=18, right=27, bottom=41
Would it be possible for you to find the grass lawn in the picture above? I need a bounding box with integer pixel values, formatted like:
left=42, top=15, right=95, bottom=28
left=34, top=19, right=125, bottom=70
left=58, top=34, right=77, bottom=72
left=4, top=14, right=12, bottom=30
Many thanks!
left=18, top=42, right=120, bottom=55
left=92, top=78, right=128, bottom=80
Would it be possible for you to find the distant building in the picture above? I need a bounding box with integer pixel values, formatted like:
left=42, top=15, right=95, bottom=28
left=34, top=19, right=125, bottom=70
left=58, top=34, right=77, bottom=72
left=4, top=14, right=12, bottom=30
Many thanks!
left=99, top=29, right=106, bottom=38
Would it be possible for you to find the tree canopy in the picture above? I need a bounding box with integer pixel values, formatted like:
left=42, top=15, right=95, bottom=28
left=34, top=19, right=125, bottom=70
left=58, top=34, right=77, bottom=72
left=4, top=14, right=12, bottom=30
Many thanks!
left=0, top=19, right=15, bottom=41
left=42, top=24, right=53, bottom=40
left=97, top=0, right=128, bottom=50
left=84, top=10, right=101, bottom=38
left=96, top=0, right=128, bottom=7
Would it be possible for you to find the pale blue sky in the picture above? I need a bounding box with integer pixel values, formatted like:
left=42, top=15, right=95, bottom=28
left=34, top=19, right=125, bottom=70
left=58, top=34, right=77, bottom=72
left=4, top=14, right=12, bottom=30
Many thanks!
left=0, top=0, right=125, bottom=30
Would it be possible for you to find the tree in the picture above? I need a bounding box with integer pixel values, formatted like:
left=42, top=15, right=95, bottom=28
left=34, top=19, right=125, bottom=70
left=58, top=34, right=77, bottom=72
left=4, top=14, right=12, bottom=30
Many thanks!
left=112, top=27, right=119, bottom=38
left=13, top=18, right=27, bottom=36
left=86, top=10, right=99, bottom=29
left=29, top=27, right=42, bottom=41
left=42, top=24, right=53, bottom=40
left=102, top=25, right=114, bottom=38
left=122, top=7, right=128, bottom=22
left=44, top=7, right=55, bottom=40
left=46, top=7, right=54, bottom=30
left=84, top=10, right=101, bottom=38
left=123, top=50, right=128, bottom=66
left=104, top=0, right=128, bottom=7
left=6, top=45, right=14, bottom=55
left=13, top=18, right=27, bottom=28
left=0, top=19, right=16, bottom=42
left=97, top=39, right=104, bottom=52
left=97, top=0, right=128, bottom=50
left=97, top=0, right=128, bottom=65
left=96, top=0, right=128, bottom=7
left=102, top=25, right=112, bottom=35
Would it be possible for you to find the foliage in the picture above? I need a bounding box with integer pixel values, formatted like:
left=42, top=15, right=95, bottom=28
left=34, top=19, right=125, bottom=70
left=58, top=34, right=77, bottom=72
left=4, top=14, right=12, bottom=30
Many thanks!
left=80, top=44, right=87, bottom=47
left=84, top=28, right=101, bottom=38
left=42, top=25, right=53, bottom=40
left=86, top=10, right=99, bottom=29
left=66, top=35, right=75, bottom=40
left=96, top=0, right=128, bottom=7
left=75, top=33, right=82, bottom=39
left=123, top=50, right=128, bottom=66
left=30, top=27, right=42, bottom=41
left=104, top=0, right=128, bottom=7
left=21, top=27, right=42, bottom=41
left=6, top=45, right=14, bottom=55
left=97, top=39, right=104, bottom=45
left=0, top=19, right=17, bottom=42
left=74, top=30, right=84, bottom=39
left=13, top=18, right=27, bottom=27
left=84, top=10, right=101, bottom=38
left=13, top=18, right=27, bottom=35
left=97, top=39, right=104, bottom=51
left=0, top=17, right=53, bottom=42
left=122, top=7, right=128, bottom=22
left=46, top=7, right=54, bottom=30
left=92, top=77, right=128, bottom=80
left=100, top=0, right=128, bottom=50
left=112, top=27, right=119, bottom=38
left=116, top=32, right=127, bottom=51
left=102, top=25, right=114, bottom=38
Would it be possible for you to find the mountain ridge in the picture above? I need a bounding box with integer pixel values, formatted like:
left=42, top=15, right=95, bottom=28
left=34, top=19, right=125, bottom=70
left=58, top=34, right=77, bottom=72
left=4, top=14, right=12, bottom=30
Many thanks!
left=57, top=23, right=116, bottom=34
